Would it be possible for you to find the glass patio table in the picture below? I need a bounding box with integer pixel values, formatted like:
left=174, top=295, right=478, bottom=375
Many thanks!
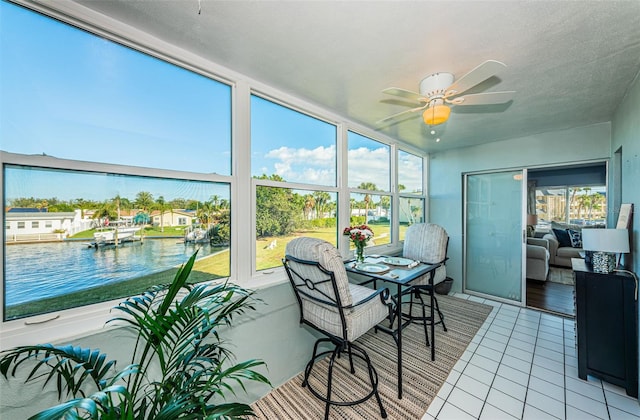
left=344, top=255, right=441, bottom=399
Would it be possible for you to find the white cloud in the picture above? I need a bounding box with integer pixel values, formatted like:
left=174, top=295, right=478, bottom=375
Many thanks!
left=263, top=145, right=336, bottom=185
left=262, top=144, right=411, bottom=191
left=347, top=147, right=390, bottom=190
left=398, top=152, right=423, bottom=193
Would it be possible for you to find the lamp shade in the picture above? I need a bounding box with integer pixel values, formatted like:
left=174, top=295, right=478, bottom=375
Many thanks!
left=582, top=229, right=630, bottom=253
left=423, top=105, right=450, bottom=125
left=527, top=214, right=538, bottom=226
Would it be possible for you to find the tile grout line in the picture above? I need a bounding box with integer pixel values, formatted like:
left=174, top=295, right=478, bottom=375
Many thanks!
left=434, top=296, right=501, bottom=418
left=428, top=294, right=640, bottom=420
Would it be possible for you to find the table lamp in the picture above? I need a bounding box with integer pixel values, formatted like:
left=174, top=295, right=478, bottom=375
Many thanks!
left=581, top=229, right=630, bottom=273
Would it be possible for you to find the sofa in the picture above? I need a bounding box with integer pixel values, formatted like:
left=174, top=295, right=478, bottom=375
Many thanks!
left=526, top=238, right=549, bottom=281
left=542, top=221, right=603, bottom=268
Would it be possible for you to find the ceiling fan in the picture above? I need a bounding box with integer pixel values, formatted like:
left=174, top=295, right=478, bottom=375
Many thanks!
left=378, top=60, right=515, bottom=126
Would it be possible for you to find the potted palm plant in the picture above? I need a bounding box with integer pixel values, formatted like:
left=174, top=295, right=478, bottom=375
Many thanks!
left=0, top=251, right=270, bottom=419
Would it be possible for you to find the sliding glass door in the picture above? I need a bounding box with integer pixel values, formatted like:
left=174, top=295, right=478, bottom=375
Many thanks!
left=464, top=170, right=525, bottom=303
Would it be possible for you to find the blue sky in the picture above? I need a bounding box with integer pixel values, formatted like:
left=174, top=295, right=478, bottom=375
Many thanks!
left=1, top=1, right=231, bottom=176
left=1, top=1, right=422, bottom=202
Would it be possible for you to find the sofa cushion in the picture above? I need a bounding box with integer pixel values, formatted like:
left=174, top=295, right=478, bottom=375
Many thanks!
left=557, top=246, right=582, bottom=259
left=567, top=229, right=582, bottom=248
left=552, top=228, right=573, bottom=248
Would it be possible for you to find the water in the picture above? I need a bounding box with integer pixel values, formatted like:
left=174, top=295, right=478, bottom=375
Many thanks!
left=5, top=239, right=219, bottom=306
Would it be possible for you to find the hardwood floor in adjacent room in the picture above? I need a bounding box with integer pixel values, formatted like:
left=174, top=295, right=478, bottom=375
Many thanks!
left=526, top=278, right=575, bottom=317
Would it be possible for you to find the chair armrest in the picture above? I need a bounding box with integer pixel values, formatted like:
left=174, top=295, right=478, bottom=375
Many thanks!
left=348, top=287, right=390, bottom=308
left=527, top=244, right=548, bottom=259
left=527, top=237, right=549, bottom=251
left=543, top=233, right=559, bottom=263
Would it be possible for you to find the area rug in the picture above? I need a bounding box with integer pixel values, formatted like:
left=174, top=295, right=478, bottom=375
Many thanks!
left=548, top=266, right=574, bottom=285
left=251, top=295, right=492, bottom=419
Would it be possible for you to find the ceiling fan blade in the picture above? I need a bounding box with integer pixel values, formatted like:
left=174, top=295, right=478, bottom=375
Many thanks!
left=448, top=91, right=515, bottom=106
left=376, top=104, right=427, bottom=124
left=382, top=87, right=426, bottom=102
left=444, top=60, right=507, bottom=98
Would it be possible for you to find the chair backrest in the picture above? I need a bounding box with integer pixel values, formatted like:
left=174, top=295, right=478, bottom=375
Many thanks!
left=403, top=223, right=449, bottom=283
left=283, top=237, right=353, bottom=336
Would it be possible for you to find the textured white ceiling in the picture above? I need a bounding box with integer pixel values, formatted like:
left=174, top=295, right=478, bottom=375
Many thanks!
left=69, top=0, right=640, bottom=152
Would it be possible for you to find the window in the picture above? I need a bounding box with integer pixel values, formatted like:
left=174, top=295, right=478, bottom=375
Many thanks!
left=255, top=185, right=337, bottom=270
left=1, top=2, right=232, bottom=321
left=348, top=192, right=391, bottom=247
left=399, top=197, right=425, bottom=241
left=251, top=95, right=336, bottom=186
left=3, top=165, right=231, bottom=321
left=347, top=131, right=390, bottom=191
left=347, top=132, right=391, bottom=246
left=251, top=96, right=338, bottom=270
left=535, top=185, right=607, bottom=231
left=1, top=2, right=231, bottom=175
left=0, top=2, right=428, bottom=331
left=398, top=150, right=425, bottom=240
left=398, top=150, right=423, bottom=194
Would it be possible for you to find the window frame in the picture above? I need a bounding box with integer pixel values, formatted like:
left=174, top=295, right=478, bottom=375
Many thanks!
left=0, top=151, right=234, bottom=346
left=249, top=93, right=341, bottom=274
left=0, top=1, right=428, bottom=347
left=534, top=184, right=607, bottom=230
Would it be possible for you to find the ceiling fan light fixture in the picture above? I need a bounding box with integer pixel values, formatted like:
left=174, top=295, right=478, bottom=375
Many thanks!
left=423, top=104, right=450, bottom=126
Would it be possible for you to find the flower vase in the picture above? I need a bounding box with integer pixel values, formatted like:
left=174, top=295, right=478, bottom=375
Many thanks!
left=354, top=243, right=365, bottom=263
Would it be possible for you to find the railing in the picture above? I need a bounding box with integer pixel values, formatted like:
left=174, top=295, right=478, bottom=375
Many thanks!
left=5, top=233, right=63, bottom=243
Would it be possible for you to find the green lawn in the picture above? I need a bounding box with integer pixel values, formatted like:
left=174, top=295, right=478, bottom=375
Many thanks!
left=255, top=223, right=400, bottom=270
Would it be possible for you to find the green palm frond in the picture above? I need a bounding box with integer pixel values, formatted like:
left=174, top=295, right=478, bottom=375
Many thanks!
left=1, top=250, right=271, bottom=419
left=0, top=344, right=118, bottom=399
left=27, top=384, right=129, bottom=420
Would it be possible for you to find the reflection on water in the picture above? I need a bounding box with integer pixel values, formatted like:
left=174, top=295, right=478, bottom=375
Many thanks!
left=5, top=239, right=216, bottom=306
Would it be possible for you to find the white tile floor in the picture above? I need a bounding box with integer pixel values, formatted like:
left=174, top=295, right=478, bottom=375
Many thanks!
left=423, top=293, right=640, bottom=420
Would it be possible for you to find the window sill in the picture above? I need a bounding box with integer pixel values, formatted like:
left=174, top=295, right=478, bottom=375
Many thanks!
left=0, top=299, right=118, bottom=350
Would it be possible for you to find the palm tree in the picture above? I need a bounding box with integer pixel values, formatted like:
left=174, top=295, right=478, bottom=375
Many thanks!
left=303, top=194, right=315, bottom=220
left=349, top=198, right=357, bottom=223
left=210, top=195, right=221, bottom=212
left=155, top=196, right=169, bottom=232
left=312, top=191, right=331, bottom=219
left=0, top=252, right=271, bottom=419
left=357, top=182, right=378, bottom=223
left=135, top=191, right=154, bottom=212
left=379, top=195, right=391, bottom=219
left=197, top=201, right=213, bottom=228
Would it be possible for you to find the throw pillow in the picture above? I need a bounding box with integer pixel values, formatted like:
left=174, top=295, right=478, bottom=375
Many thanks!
left=552, top=228, right=573, bottom=248
left=567, top=229, right=582, bottom=248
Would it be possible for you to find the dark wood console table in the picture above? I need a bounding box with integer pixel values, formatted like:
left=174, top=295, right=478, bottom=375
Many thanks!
left=572, top=258, right=638, bottom=397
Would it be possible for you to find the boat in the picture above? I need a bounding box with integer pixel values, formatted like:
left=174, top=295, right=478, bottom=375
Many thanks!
left=90, top=225, right=141, bottom=247
left=93, top=226, right=140, bottom=243
left=184, top=226, right=209, bottom=244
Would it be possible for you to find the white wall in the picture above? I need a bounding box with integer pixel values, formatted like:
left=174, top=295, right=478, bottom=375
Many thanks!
left=429, top=122, right=612, bottom=293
